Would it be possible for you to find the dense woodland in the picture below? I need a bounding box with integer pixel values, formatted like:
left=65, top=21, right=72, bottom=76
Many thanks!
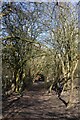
left=1, top=1, right=80, bottom=119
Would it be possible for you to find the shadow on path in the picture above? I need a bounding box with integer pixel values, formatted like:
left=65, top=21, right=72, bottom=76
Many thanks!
left=2, top=82, right=80, bottom=120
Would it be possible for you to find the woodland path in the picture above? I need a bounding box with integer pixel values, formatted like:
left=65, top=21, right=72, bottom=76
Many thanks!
left=2, top=82, right=80, bottom=120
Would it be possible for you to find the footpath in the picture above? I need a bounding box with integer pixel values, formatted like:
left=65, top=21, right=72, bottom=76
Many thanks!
left=2, top=82, right=80, bottom=120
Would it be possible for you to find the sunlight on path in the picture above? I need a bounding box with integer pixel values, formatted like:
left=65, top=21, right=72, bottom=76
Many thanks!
left=2, top=82, right=80, bottom=120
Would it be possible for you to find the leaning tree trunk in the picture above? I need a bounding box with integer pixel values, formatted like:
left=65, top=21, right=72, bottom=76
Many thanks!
left=67, top=59, right=78, bottom=108
left=13, top=70, right=17, bottom=92
left=58, top=54, right=67, bottom=93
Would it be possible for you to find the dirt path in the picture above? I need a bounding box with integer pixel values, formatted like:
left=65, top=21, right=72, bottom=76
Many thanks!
left=2, top=82, right=80, bottom=120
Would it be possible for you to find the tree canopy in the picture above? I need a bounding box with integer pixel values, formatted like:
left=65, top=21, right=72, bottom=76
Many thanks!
left=1, top=1, right=79, bottom=108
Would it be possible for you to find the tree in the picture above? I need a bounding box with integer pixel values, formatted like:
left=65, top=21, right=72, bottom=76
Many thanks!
left=2, top=2, right=50, bottom=95
left=45, top=2, right=79, bottom=107
left=2, top=2, right=41, bottom=94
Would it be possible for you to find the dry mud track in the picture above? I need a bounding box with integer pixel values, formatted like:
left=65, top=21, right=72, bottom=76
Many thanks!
left=2, top=82, right=80, bottom=120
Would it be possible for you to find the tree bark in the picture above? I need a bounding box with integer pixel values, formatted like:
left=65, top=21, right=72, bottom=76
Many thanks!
left=67, top=60, right=78, bottom=108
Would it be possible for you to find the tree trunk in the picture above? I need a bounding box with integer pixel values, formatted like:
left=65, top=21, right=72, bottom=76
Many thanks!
left=13, top=71, right=17, bottom=92
left=67, top=60, right=78, bottom=108
left=58, top=54, right=67, bottom=93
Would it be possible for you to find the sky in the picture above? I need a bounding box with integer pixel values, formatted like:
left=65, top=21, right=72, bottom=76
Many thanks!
left=1, top=0, right=80, bottom=3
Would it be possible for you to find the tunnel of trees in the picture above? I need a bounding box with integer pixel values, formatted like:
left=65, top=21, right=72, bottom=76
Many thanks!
left=1, top=1, right=80, bottom=111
